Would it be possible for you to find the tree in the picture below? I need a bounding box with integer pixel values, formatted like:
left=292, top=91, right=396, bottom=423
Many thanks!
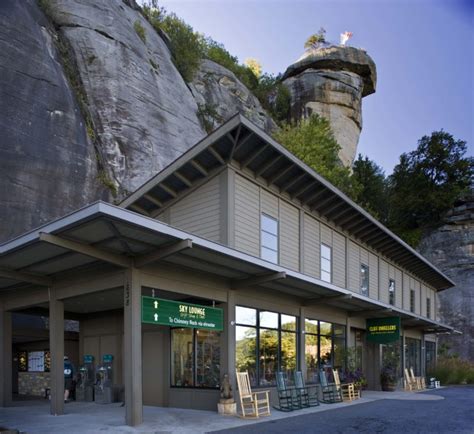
left=274, top=115, right=360, bottom=198
left=387, top=130, right=473, bottom=246
left=351, top=154, right=389, bottom=222
left=304, top=27, right=327, bottom=50
left=244, top=58, right=262, bottom=79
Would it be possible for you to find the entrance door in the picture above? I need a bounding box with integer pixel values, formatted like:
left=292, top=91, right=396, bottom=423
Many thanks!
left=142, top=328, right=167, bottom=406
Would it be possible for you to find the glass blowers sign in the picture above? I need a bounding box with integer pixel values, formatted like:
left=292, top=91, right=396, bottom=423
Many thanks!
left=366, top=317, right=401, bottom=344
left=142, top=296, right=223, bottom=331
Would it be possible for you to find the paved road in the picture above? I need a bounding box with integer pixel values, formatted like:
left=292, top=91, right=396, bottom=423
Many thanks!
left=213, top=387, right=474, bottom=434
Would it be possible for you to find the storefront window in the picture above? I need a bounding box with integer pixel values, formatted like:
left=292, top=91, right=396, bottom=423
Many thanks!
left=171, top=328, right=221, bottom=388
left=235, top=306, right=297, bottom=387
left=304, top=318, right=346, bottom=382
left=425, top=341, right=436, bottom=374
left=405, top=337, right=421, bottom=376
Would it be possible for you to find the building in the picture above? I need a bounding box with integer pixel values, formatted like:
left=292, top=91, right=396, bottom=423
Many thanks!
left=0, top=114, right=455, bottom=426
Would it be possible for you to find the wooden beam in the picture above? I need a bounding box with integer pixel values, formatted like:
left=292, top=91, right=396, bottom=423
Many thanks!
left=320, top=200, right=346, bottom=218
left=208, top=146, right=226, bottom=165
left=129, top=203, right=150, bottom=216
left=134, top=239, right=193, bottom=268
left=348, top=308, right=385, bottom=317
left=301, top=189, right=328, bottom=207
left=255, top=154, right=283, bottom=177
left=240, top=144, right=268, bottom=169
left=190, top=159, right=208, bottom=176
left=310, top=193, right=337, bottom=211
left=328, top=206, right=353, bottom=223
left=143, top=194, right=163, bottom=208
left=353, top=224, right=378, bottom=239
left=231, top=271, right=286, bottom=290
left=229, top=128, right=253, bottom=162
left=174, top=171, right=192, bottom=188
left=280, top=172, right=306, bottom=192
left=336, top=211, right=360, bottom=227
left=106, top=221, right=133, bottom=254
left=267, top=164, right=294, bottom=186
left=291, top=181, right=318, bottom=200
left=303, top=293, right=352, bottom=306
left=39, top=233, right=131, bottom=268
left=0, top=267, right=52, bottom=286
left=159, top=183, right=177, bottom=198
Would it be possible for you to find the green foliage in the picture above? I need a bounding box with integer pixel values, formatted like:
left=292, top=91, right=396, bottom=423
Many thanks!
left=134, top=20, right=146, bottom=43
left=387, top=131, right=473, bottom=246
left=97, top=170, right=118, bottom=198
left=304, top=27, right=327, bottom=49
left=245, top=58, right=262, bottom=79
left=428, top=357, right=474, bottom=385
left=352, top=154, right=389, bottom=222
left=38, top=0, right=53, bottom=17
left=274, top=115, right=359, bottom=197
left=196, top=103, right=222, bottom=133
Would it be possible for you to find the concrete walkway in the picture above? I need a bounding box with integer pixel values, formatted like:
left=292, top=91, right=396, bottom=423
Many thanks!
left=0, top=390, right=444, bottom=433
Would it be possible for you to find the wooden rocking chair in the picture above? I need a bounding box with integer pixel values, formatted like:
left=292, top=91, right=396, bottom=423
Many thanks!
left=333, top=369, right=356, bottom=401
left=404, top=368, right=416, bottom=391
left=410, top=367, right=425, bottom=390
left=235, top=371, right=271, bottom=418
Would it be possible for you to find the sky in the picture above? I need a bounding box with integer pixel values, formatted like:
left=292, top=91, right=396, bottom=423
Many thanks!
left=158, top=0, right=473, bottom=174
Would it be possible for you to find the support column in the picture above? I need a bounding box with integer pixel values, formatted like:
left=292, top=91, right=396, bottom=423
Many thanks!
left=0, top=303, right=12, bottom=407
left=299, top=307, right=306, bottom=377
left=49, top=287, right=64, bottom=415
left=226, top=290, right=236, bottom=393
left=123, top=268, right=142, bottom=426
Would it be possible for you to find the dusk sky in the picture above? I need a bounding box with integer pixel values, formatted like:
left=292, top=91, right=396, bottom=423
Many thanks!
left=159, top=0, right=473, bottom=174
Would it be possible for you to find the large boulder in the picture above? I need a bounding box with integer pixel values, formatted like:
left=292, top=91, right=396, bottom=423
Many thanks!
left=418, top=190, right=474, bottom=361
left=282, top=46, right=376, bottom=167
left=47, top=0, right=206, bottom=197
left=190, top=59, right=277, bottom=133
left=0, top=0, right=103, bottom=242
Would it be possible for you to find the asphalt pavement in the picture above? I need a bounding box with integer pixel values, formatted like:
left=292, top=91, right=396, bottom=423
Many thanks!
left=212, top=386, right=474, bottom=434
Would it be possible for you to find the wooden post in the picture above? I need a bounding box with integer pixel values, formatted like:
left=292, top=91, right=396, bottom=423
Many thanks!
left=123, top=268, right=143, bottom=426
left=0, top=303, right=12, bottom=407
left=49, top=287, right=64, bottom=415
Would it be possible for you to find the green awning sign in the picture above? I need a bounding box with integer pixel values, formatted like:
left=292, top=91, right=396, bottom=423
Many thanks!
left=142, top=296, right=223, bottom=331
left=366, top=317, right=401, bottom=344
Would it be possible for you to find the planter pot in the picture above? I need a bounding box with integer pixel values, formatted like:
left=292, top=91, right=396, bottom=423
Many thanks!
left=381, top=382, right=397, bottom=392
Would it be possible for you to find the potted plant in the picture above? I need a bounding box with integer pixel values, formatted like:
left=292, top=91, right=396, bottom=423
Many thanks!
left=380, top=343, right=401, bottom=391
left=380, top=365, right=398, bottom=391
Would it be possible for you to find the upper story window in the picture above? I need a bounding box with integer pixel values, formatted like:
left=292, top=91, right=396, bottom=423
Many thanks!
left=426, top=298, right=431, bottom=319
left=320, top=244, right=332, bottom=283
left=261, top=214, right=278, bottom=264
left=360, top=264, right=369, bottom=296
left=389, top=279, right=395, bottom=306
left=410, top=289, right=415, bottom=313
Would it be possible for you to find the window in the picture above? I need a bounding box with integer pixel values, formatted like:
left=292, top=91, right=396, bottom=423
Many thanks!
left=405, top=337, right=421, bottom=376
left=425, top=341, right=436, bottom=373
left=304, top=318, right=346, bottom=383
left=171, top=328, right=221, bottom=388
left=320, top=244, right=332, bottom=283
left=410, top=289, right=415, bottom=313
left=389, top=279, right=395, bottom=306
left=426, top=298, right=431, bottom=319
left=235, top=306, right=297, bottom=387
left=261, top=214, right=278, bottom=264
left=360, top=264, right=369, bottom=296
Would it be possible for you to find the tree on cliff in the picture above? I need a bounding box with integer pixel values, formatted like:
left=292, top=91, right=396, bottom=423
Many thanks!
left=387, top=131, right=473, bottom=246
left=274, top=115, right=360, bottom=197
left=351, top=154, right=389, bottom=223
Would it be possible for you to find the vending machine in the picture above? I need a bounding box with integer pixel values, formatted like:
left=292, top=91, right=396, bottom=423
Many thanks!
left=94, top=354, right=117, bottom=404
left=76, top=355, right=95, bottom=402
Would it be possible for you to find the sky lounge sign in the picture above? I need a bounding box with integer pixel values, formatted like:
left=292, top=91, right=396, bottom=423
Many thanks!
left=142, top=296, right=223, bottom=331
left=366, top=317, right=401, bottom=344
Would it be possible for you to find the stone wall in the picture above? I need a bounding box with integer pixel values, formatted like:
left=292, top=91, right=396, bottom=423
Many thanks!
left=18, top=372, right=50, bottom=397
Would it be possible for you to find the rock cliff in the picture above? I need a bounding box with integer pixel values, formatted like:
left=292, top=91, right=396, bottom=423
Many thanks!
left=282, top=46, right=376, bottom=167
left=418, top=190, right=474, bottom=361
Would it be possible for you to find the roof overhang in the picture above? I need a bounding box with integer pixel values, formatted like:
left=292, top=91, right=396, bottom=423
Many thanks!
left=118, top=114, right=455, bottom=291
left=0, top=202, right=456, bottom=334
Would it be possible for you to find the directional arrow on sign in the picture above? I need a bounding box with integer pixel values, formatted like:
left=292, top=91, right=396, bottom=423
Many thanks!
left=154, top=301, right=158, bottom=309
left=154, top=313, right=158, bottom=321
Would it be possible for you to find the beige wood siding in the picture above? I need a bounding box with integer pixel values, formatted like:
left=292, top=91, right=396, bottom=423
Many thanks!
left=303, top=214, right=320, bottom=278
left=379, top=260, right=389, bottom=304
left=348, top=240, right=359, bottom=292
left=169, top=176, right=220, bottom=241
left=279, top=200, right=300, bottom=271
left=414, top=278, right=421, bottom=315
left=403, top=273, right=410, bottom=311
left=261, top=189, right=278, bottom=218
left=333, top=231, right=346, bottom=288
left=321, top=224, right=332, bottom=246
left=368, top=253, right=378, bottom=299
left=234, top=174, right=260, bottom=256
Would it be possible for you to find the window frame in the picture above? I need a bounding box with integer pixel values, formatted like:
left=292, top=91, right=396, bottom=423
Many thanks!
left=260, top=213, right=279, bottom=264
left=360, top=263, right=369, bottom=296
left=410, top=289, right=415, bottom=313
left=426, top=297, right=431, bottom=319
left=389, top=279, right=396, bottom=306
left=170, top=327, right=221, bottom=390
left=235, top=305, right=298, bottom=388
left=320, top=243, right=332, bottom=283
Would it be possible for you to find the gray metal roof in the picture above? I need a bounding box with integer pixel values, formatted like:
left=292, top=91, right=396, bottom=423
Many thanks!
left=120, top=114, right=454, bottom=291
left=0, top=202, right=455, bottom=334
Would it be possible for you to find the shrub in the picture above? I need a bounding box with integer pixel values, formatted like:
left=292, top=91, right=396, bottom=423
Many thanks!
left=428, top=357, right=474, bottom=385
left=134, top=20, right=146, bottom=43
